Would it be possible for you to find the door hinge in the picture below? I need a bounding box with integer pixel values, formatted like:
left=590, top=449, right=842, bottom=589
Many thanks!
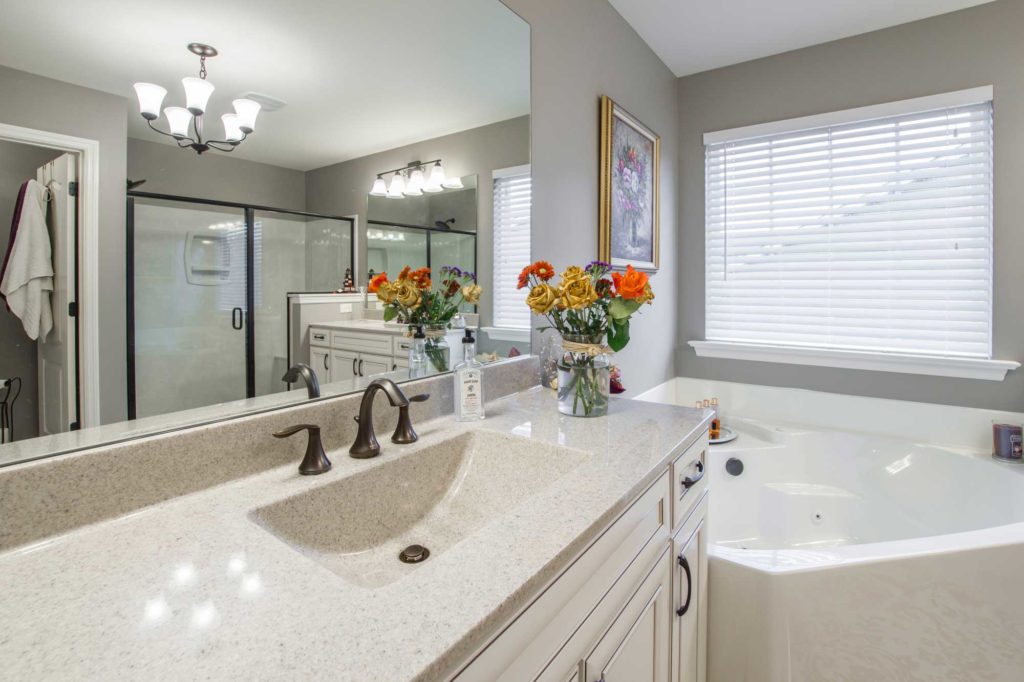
left=68, top=301, right=77, bottom=317
left=68, top=181, right=78, bottom=197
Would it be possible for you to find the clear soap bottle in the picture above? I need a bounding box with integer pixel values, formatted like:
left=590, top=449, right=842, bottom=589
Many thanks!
left=454, top=329, right=485, bottom=421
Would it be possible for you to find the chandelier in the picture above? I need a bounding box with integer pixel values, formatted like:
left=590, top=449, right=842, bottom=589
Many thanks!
left=132, top=44, right=261, bottom=155
left=369, top=159, right=464, bottom=199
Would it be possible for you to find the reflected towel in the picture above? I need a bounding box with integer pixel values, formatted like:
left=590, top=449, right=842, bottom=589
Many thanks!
left=0, top=179, right=53, bottom=340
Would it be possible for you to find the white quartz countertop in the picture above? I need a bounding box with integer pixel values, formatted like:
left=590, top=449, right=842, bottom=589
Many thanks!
left=0, top=388, right=708, bottom=681
left=314, top=319, right=404, bottom=335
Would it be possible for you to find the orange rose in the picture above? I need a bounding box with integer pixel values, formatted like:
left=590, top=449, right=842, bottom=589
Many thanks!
left=368, top=272, right=389, bottom=294
left=611, top=265, right=649, bottom=300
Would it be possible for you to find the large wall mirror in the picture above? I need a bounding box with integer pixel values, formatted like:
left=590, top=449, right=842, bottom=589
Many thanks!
left=0, top=0, right=530, bottom=465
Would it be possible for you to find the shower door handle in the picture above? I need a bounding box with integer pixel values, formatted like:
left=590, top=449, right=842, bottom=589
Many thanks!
left=231, top=307, right=243, bottom=330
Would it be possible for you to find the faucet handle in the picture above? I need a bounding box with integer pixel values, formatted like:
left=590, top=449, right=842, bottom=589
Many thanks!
left=274, top=424, right=332, bottom=475
left=392, top=394, right=429, bottom=445
left=408, top=393, right=430, bottom=403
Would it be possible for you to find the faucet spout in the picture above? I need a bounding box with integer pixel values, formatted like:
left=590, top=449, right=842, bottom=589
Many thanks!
left=282, top=363, right=320, bottom=399
left=349, top=378, right=413, bottom=458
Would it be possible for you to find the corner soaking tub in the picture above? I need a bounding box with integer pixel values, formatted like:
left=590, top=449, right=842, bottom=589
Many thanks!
left=703, top=419, right=1024, bottom=682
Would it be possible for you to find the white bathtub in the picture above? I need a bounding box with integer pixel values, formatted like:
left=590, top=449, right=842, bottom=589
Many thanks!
left=638, top=380, right=1024, bottom=682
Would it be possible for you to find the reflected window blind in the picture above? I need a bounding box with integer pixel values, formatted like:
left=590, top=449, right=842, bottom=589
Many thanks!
left=493, top=166, right=532, bottom=329
left=705, top=97, right=993, bottom=358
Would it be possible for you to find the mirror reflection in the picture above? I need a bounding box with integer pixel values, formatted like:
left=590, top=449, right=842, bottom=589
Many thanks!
left=0, top=0, right=530, bottom=463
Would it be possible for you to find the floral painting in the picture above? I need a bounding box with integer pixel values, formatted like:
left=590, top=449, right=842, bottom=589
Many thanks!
left=599, top=96, right=660, bottom=271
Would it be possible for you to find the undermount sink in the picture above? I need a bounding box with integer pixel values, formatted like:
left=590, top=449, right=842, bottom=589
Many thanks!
left=250, top=430, right=589, bottom=588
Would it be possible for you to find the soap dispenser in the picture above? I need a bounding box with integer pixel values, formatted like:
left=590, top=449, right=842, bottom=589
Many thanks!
left=454, top=329, right=485, bottom=421
left=409, top=325, right=427, bottom=368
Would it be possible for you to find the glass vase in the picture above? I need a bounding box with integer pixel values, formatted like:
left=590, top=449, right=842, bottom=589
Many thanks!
left=423, top=324, right=450, bottom=373
left=557, top=334, right=611, bottom=418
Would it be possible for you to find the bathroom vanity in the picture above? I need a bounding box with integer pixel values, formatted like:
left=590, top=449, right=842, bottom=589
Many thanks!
left=309, top=320, right=466, bottom=379
left=0, top=363, right=709, bottom=681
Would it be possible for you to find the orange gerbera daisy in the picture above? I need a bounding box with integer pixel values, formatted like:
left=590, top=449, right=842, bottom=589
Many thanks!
left=397, top=265, right=412, bottom=281
left=517, top=264, right=532, bottom=290
left=532, top=260, right=555, bottom=281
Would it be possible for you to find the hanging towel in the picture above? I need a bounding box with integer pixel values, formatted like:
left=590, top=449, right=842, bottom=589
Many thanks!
left=0, top=179, right=53, bottom=340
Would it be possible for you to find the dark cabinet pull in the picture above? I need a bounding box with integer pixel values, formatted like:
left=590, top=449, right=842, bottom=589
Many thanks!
left=682, top=460, right=705, bottom=489
left=358, top=359, right=364, bottom=376
left=231, top=307, right=243, bottom=330
left=676, top=554, right=693, bottom=616
left=323, top=353, right=329, bottom=371
left=352, top=358, right=357, bottom=376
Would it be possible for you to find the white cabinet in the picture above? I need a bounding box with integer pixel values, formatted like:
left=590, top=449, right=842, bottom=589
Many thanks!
left=310, top=347, right=330, bottom=381
left=584, top=548, right=673, bottom=682
left=330, top=350, right=358, bottom=383
left=359, top=353, right=392, bottom=378
left=309, top=326, right=405, bottom=381
left=672, top=496, right=708, bottom=682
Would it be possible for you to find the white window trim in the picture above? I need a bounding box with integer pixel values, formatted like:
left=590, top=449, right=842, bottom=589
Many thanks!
left=689, top=340, right=1019, bottom=381
left=703, top=85, right=994, bottom=145
left=480, top=326, right=531, bottom=343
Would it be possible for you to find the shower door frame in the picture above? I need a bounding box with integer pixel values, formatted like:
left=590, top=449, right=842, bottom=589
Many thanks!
left=126, top=191, right=355, bottom=420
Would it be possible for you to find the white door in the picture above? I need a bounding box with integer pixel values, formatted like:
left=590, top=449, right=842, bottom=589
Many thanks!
left=331, top=349, right=358, bottom=383
left=36, top=153, right=77, bottom=435
left=674, top=521, right=704, bottom=682
left=359, top=353, right=392, bottom=378
left=309, top=347, right=330, bottom=383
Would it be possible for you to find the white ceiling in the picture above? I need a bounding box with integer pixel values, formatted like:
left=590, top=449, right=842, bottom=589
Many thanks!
left=0, top=0, right=529, bottom=171
left=608, top=0, right=997, bottom=77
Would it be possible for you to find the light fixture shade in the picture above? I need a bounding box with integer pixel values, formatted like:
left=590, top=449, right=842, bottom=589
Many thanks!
left=182, top=76, right=215, bottom=115
left=221, top=113, right=243, bottom=142
left=442, top=175, right=465, bottom=189
left=133, top=83, right=167, bottom=120
left=386, top=173, right=406, bottom=199
left=232, top=98, right=261, bottom=133
left=404, top=169, right=424, bottom=196
left=369, top=176, right=388, bottom=196
left=423, top=162, right=445, bottom=193
left=164, top=107, right=193, bottom=138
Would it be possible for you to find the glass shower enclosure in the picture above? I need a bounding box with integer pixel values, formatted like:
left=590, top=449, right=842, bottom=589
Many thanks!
left=127, top=194, right=354, bottom=420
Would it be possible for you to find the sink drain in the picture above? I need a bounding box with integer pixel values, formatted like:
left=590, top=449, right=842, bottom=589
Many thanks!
left=399, top=544, right=430, bottom=564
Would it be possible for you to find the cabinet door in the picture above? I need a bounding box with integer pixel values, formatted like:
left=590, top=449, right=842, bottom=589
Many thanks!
left=673, top=512, right=707, bottom=682
left=310, top=348, right=330, bottom=383
left=584, top=549, right=672, bottom=682
left=359, top=353, right=392, bottom=378
left=331, top=350, right=358, bottom=382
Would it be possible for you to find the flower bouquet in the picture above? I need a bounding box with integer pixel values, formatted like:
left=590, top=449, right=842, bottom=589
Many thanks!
left=518, top=260, right=653, bottom=416
left=369, top=265, right=481, bottom=372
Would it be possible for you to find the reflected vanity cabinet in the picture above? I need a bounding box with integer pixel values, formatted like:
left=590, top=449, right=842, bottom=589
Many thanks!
left=452, top=432, right=709, bottom=682
left=308, top=326, right=406, bottom=382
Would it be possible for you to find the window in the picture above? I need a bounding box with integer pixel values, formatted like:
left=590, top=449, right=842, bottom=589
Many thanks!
left=492, top=165, right=532, bottom=331
left=696, top=87, right=1015, bottom=380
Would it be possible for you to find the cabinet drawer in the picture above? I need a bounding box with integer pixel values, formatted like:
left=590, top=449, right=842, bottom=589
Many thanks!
left=671, top=438, right=707, bottom=532
left=331, top=331, right=392, bottom=355
left=309, top=328, right=330, bottom=347
left=393, top=337, right=413, bottom=357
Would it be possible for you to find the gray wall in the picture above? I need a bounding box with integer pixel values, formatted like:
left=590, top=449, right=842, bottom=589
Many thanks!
left=502, top=0, right=681, bottom=394
left=0, top=65, right=128, bottom=425
left=676, top=0, right=1024, bottom=411
left=0, top=140, right=63, bottom=440
left=306, top=115, right=529, bottom=328
left=127, top=138, right=307, bottom=211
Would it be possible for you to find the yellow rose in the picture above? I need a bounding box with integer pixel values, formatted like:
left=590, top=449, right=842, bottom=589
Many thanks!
left=638, top=282, right=655, bottom=305
left=560, top=278, right=598, bottom=310
left=526, top=283, right=559, bottom=314
left=461, top=283, right=482, bottom=304
left=375, top=281, right=397, bottom=304
left=560, top=265, right=587, bottom=284
left=392, top=280, right=421, bottom=308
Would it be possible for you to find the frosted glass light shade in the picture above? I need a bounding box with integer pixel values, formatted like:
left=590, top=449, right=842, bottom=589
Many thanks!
left=442, top=175, right=464, bottom=189
left=423, top=162, right=445, bottom=193
left=164, top=107, right=193, bottom=137
left=133, top=83, right=167, bottom=120
left=386, top=173, right=406, bottom=199
left=221, top=113, right=243, bottom=142
left=369, top=176, right=388, bottom=196
left=232, top=98, right=261, bottom=133
left=182, top=77, right=215, bottom=114
left=404, top=169, right=424, bottom=196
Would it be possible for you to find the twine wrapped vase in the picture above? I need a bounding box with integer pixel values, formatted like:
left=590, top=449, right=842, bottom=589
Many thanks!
left=557, top=334, right=612, bottom=417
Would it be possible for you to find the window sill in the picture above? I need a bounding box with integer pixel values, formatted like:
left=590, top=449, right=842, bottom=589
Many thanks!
left=481, top=326, right=531, bottom=343
left=688, top=340, right=1019, bottom=382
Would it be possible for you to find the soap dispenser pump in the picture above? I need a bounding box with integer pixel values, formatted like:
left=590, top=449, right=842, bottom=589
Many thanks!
left=454, top=329, right=485, bottom=421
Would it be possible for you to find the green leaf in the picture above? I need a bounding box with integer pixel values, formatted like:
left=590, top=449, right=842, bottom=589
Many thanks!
left=607, top=318, right=630, bottom=352
left=382, top=306, right=398, bottom=322
left=608, top=298, right=641, bottom=320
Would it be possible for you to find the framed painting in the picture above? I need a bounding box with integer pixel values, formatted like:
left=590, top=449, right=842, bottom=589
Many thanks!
left=599, top=95, right=660, bottom=271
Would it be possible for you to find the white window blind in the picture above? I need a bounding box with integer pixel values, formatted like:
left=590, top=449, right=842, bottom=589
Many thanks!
left=493, top=165, right=532, bottom=329
left=704, top=91, right=994, bottom=359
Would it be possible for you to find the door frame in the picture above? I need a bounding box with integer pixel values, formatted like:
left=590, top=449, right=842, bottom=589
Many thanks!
left=0, top=122, right=100, bottom=429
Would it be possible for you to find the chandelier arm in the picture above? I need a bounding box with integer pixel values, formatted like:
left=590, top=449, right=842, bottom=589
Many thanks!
left=146, top=118, right=198, bottom=146
left=205, top=141, right=238, bottom=152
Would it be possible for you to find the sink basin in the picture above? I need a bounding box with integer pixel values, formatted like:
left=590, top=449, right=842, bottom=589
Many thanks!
left=250, top=430, right=588, bottom=588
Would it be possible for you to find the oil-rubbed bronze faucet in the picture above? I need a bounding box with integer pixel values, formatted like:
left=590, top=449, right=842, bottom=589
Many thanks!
left=349, top=378, right=429, bottom=459
left=274, top=424, right=331, bottom=475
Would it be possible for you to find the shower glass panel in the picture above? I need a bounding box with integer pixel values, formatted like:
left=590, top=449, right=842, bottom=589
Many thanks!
left=366, top=225, right=427, bottom=276
left=306, top=217, right=354, bottom=291
left=132, top=198, right=248, bottom=418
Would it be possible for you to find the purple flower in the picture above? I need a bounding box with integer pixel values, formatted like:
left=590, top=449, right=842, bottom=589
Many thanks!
left=585, top=260, right=610, bottom=273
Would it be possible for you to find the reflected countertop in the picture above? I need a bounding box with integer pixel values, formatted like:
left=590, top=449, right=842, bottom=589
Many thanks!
left=0, top=388, right=709, bottom=681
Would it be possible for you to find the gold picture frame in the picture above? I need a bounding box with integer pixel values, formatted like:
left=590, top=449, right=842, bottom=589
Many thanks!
left=599, top=95, right=660, bottom=271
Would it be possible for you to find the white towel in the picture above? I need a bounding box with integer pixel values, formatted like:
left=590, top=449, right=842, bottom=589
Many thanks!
left=0, top=179, right=53, bottom=340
